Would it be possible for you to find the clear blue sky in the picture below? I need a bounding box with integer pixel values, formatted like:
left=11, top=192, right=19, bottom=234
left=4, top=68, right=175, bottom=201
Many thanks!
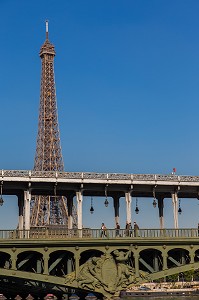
left=0, top=0, right=199, bottom=229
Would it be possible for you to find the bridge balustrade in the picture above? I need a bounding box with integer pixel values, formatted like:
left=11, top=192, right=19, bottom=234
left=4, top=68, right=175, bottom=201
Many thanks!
left=3, top=169, right=199, bottom=182
left=0, top=228, right=198, bottom=239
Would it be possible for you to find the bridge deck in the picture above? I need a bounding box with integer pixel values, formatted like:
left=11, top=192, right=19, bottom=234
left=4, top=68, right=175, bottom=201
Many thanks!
left=2, top=170, right=199, bottom=198
left=0, top=228, right=198, bottom=240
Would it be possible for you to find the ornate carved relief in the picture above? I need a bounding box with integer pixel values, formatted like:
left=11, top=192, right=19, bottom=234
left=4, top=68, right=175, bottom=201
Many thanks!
left=65, top=250, right=149, bottom=299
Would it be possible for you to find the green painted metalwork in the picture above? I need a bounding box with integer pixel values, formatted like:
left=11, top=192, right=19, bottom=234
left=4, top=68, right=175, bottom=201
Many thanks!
left=1, top=228, right=199, bottom=239
left=0, top=228, right=198, bottom=299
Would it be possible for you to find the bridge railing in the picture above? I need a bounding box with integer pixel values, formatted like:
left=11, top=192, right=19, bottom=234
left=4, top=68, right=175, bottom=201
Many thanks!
left=2, top=169, right=199, bottom=183
left=0, top=228, right=198, bottom=239
left=137, top=228, right=198, bottom=238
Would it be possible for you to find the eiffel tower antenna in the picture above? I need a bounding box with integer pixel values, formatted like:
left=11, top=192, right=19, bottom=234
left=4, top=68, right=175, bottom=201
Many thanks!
left=30, top=22, right=77, bottom=227
left=46, top=20, right=49, bottom=40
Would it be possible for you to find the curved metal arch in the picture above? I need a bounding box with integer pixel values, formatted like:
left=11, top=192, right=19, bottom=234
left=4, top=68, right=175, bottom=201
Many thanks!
left=16, top=250, right=44, bottom=274
left=0, top=268, right=68, bottom=287
left=0, top=250, right=12, bottom=256
left=166, top=245, right=193, bottom=252
left=138, top=247, right=164, bottom=254
left=47, top=249, right=76, bottom=256
left=17, top=249, right=44, bottom=254
left=136, top=245, right=193, bottom=255
left=151, top=261, right=199, bottom=281
left=0, top=251, right=12, bottom=269
left=78, top=248, right=105, bottom=256
left=16, top=249, right=45, bottom=258
left=2, top=261, right=199, bottom=291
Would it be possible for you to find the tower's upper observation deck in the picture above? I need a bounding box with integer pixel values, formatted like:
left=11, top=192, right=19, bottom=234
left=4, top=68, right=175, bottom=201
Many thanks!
left=39, top=21, right=56, bottom=57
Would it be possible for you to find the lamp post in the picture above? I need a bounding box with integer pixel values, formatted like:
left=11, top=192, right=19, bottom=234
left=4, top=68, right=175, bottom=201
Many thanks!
left=152, top=198, right=157, bottom=208
left=178, top=199, right=182, bottom=215
left=104, top=184, right=109, bottom=207
left=90, top=197, right=94, bottom=214
left=0, top=181, right=4, bottom=206
left=152, top=186, right=157, bottom=208
left=135, top=198, right=139, bottom=214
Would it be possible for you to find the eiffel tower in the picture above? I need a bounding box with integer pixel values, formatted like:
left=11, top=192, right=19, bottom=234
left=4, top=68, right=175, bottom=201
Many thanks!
left=30, top=21, right=77, bottom=227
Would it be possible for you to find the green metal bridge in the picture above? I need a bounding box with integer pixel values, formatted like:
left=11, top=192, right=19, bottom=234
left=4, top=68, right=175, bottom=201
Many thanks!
left=0, top=228, right=199, bottom=299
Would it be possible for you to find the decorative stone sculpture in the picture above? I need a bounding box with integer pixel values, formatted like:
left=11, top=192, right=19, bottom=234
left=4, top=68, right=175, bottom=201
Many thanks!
left=65, top=249, right=149, bottom=299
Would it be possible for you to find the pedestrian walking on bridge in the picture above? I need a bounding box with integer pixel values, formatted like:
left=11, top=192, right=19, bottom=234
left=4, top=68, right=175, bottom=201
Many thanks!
left=101, top=222, right=107, bottom=238
left=134, top=221, right=139, bottom=237
left=115, top=222, right=120, bottom=237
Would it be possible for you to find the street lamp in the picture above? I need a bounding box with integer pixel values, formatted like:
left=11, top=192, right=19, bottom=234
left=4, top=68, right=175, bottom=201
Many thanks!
left=90, top=197, right=94, bottom=214
left=152, top=199, right=157, bottom=208
left=178, top=199, right=182, bottom=215
left=135, top=198, right=139, bottom=214
left=104, top=184, right=109, bottom=207
left=104, top=198, right=109, bottom=207
left=0, top=181, right=4, bottom=206
left=152, top=186, right=157, bottom=208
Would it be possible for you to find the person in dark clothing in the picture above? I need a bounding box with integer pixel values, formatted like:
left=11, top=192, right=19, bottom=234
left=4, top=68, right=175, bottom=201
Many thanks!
left=134, top=221, right=139, bottom=237
left=125, top=221, right=130, bottom=237
left=101, top=222, right=107, bottom=237
left=129, top=222, right=133, bottom=237
left=115, top=222, right=120, bottom=237
left=198, top=223, right=199, bottom=236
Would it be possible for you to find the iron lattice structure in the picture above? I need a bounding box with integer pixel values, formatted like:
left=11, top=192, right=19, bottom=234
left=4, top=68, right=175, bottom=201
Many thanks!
left=31, top=22, right=77, bottom=227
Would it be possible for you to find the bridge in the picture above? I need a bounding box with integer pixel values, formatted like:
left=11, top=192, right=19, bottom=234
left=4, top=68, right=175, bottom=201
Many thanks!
left=1, top=170, right=199, bottom=231
left=1, top=170, right=199, bottom=299
left=0, top=228, right=199, bottom=298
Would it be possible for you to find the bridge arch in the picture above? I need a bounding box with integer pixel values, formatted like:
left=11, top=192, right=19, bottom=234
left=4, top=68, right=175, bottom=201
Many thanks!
left=194, top=249, right=199, bottom=262
left=139, top=248, right=163, bottom=273
left=48, top=250, right=75, bottom=276
left=167, top=248, right=190, bottom=269
left=16, top=250, right=44, bottom=273
left=0, top=251, right=11, bottom=269
left=137, top=245, right=164, bottom=253
left=80, top=249, right=104, bottom=265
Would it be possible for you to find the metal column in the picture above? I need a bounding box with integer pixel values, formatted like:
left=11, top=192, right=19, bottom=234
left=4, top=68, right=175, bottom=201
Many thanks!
left=18, top=193, right=24, bottom=231
left=158, top=197, right=164, bottom=229
left=113, top=195, right=120, bottom=226
left=24, top=190, right=31, bottom=236
left=67, top=194, right=74, bottom=230
left=171, top=191, right=178, bottom=229
left=76, top=191, right=83, bottom=230
left=125, top=192, right=132, bottom=224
